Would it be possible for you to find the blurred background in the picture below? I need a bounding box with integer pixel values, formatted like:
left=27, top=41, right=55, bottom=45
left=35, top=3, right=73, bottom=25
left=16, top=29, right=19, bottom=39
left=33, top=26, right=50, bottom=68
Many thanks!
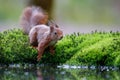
left=0, top=0, right=120, bottom=34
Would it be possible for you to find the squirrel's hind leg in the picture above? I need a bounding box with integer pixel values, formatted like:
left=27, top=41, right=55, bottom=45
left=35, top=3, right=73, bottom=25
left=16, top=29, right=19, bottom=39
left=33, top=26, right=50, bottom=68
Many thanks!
left=49, top=46, right=55, bottom=55
left=37, top=39, right=51, bottom=61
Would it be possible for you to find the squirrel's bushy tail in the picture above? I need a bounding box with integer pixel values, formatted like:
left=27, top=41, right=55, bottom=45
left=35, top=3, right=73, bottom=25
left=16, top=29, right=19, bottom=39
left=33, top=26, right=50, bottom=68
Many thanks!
left=20, top=6, right=48, bottom=34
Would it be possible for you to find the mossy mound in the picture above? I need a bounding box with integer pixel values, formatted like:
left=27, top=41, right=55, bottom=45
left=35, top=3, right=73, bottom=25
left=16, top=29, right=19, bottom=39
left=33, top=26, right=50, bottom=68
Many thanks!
left=57, top=32, right=120, bottom=66
left=0, top=29, right=120, bottom=66
left=0, top=29, right=37, bottom=64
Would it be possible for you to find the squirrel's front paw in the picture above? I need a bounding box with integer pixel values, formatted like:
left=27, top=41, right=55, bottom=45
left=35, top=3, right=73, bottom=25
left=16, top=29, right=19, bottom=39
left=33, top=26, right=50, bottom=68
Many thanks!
left=50, top=49, right=55, bottom=55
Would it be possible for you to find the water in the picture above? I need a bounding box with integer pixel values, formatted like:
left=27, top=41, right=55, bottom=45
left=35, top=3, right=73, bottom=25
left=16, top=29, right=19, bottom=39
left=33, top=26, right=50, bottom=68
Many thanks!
left=0, top=64, right=120, bottom=80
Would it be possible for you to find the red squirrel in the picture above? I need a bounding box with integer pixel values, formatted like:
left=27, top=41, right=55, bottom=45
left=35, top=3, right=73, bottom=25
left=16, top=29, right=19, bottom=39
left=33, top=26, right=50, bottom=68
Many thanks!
left=20, top=6, right=63, bottom=61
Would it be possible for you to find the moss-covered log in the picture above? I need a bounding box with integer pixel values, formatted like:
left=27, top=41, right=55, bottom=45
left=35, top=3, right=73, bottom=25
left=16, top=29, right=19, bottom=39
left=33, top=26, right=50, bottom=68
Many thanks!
left=0, top=29, right=120, bottom=67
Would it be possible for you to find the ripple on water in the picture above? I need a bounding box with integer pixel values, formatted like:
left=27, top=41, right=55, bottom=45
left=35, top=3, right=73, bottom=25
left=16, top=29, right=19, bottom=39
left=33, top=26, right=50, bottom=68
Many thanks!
left=57, top=64, right=119, bottom=71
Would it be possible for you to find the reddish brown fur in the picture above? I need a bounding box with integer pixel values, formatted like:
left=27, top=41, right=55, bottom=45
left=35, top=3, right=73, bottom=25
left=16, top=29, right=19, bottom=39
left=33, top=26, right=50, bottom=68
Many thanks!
left=23, top=7, right=32, bottom=21
left=30, top=31, right=38, bottom=47
left=37, top=35, right=51, bottom=61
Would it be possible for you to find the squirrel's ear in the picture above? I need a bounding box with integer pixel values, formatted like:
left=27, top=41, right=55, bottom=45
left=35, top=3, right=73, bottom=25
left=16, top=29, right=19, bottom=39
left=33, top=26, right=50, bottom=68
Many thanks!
left=55, top=24, right=59, bottom=28
left=50, top=26, right=54, bottom=32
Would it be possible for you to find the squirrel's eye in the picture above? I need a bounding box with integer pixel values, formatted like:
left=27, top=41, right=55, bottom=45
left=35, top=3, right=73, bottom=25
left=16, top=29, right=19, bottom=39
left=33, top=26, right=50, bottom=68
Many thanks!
left=54, top=32, right=57, bottom=35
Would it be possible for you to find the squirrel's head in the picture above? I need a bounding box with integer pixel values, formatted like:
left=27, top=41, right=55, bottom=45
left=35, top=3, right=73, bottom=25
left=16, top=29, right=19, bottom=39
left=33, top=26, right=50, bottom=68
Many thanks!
left=49, top=24, right=63, bottom=42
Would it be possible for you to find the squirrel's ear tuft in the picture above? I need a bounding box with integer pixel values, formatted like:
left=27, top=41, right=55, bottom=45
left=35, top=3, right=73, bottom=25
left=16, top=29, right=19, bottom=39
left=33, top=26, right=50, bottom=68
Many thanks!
left=50, top=25, right=54, bottom=32
left=47, top=20, right=51, bottom=26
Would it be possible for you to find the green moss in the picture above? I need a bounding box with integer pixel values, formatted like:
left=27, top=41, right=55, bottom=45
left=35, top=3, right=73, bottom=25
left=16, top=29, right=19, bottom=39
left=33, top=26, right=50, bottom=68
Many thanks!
left=0, top=29, right=120, bottom=67
left=66, top=37, right=120, bottom=66
left=58, top=31, right=120, bottom=66
left=0, top=29, right=37, bottom=64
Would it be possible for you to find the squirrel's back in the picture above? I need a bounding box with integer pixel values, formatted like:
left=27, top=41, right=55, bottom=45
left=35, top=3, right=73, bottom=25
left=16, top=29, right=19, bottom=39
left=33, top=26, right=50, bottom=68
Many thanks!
left=29, top=25, right=50, bottom=47
left=20, top=6, right=48, bottom=34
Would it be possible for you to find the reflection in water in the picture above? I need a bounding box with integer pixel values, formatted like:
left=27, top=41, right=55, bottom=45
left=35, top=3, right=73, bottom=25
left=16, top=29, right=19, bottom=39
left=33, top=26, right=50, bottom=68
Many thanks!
left=37, top=69, right=43, bottom=80
left=0, top=65, right=120, bottom=80
left=37, top=68, right=55, bottom=80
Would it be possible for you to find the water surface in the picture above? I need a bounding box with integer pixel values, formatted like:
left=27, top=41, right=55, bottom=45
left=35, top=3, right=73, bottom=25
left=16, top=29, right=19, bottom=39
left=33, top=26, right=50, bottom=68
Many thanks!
left=0, top=65, right=120, bottom=80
